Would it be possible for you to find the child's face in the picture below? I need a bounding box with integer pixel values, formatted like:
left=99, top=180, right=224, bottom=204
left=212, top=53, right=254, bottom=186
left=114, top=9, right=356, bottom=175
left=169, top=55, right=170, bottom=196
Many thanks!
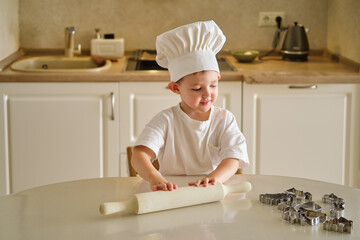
left=173, top=71, right=220, bottom=120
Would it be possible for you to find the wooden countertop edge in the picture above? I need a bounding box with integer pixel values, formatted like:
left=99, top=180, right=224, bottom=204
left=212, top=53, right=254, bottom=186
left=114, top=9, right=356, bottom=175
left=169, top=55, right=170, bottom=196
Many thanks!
left=0, top=71, right=243, bottom=82
left=244, top=73, right=360, bottom=84
left=2, top=71, right=359, bottom=84
left=1, top=49, right=359, bottom=84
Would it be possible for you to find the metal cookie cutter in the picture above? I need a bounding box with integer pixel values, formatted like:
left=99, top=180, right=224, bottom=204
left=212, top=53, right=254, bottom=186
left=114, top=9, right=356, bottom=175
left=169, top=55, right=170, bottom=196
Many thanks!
left=278, top=200, right=297, bottom=211
left=278, top=188, right=312, bottom=211
left=322, top=193, right=345, bottom=218
left=322, top=193, right=345, bottom=205
left=259, top=193, right=292, bottom=205
left=302, top=211, right=327, bottom=226
left=330, top=202, right=345, bottom=218
left=283, top=202, right=325, bottom=226
left=282, top=207, right=306, bottom=225
left=323, top=217, right=353, bottom=233
left=260, top=187, right=312, bottom=206
left=295, top=201, right=322, bottom=213
left=285, top=187, right=312, bottom=203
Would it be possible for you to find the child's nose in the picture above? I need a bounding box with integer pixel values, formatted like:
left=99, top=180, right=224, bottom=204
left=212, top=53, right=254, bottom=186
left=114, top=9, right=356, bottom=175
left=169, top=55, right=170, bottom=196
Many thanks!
left=202, top=88, right=211, bottom=98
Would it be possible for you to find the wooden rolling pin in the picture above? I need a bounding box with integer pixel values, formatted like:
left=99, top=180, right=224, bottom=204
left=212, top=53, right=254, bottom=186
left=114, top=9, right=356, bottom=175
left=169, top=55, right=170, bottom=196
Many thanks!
left=99, top=181, right=252, bottom=215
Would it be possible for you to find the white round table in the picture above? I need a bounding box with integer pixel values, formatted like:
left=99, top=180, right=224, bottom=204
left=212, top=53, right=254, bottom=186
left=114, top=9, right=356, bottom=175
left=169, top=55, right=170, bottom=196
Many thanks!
left=0, top=174, right=359, bottom=239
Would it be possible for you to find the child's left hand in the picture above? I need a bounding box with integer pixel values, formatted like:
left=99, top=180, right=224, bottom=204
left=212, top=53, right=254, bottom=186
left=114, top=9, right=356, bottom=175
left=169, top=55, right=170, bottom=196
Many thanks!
left=188, top=177, right=216, bottom=187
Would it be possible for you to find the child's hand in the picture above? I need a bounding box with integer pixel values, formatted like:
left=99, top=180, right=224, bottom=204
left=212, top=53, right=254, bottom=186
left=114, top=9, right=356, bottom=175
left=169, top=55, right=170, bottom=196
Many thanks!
left=149, top=172, right=178, bottom=191
left=151, top=181, right=178, bottom=191
left=188, top=177, right=216, bottom=187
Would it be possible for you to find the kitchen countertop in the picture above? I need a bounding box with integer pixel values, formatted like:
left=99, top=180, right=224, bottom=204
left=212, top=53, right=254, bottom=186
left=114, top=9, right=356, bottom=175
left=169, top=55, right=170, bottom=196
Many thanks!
left=0, top=52, right=359, bottom=84
left=232, top=55, right=360, bottom=84
left=0, top=174, right=359, bottom=239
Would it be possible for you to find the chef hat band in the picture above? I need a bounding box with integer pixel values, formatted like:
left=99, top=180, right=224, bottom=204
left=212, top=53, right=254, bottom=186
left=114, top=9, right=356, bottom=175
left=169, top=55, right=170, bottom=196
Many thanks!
left=156, top=20, right=226, bottom=82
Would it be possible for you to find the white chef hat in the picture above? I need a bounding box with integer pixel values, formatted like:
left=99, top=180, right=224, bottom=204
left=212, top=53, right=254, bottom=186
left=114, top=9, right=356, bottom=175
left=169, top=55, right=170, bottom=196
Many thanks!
left=156, top=20, right=226, bottom=82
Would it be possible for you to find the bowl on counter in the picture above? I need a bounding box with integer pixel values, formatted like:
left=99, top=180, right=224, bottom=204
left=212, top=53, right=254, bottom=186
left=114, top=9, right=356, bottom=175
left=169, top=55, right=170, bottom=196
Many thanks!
left=231, top=50, right=259, bottom=63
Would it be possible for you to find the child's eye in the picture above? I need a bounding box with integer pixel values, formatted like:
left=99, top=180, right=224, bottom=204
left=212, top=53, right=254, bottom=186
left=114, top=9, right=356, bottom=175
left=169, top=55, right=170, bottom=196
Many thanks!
left=210, top=85, right=217, bottom=88
left=192, top=88, right=201, bottom=91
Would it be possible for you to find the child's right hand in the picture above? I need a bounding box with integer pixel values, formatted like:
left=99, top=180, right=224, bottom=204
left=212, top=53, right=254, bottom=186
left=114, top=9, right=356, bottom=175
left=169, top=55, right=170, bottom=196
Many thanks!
left=151, top=181, right=178, bottom=191
left=149, top=172, right=178, bottom=191
left=131, top=145, right=178, bottom=191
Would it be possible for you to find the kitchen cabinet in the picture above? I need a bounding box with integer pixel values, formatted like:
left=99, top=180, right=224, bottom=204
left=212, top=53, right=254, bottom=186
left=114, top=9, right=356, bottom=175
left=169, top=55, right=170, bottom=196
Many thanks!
left=242, top=83, right=360, bottom=187
left=119, top=81, right=242, bottom=176
left=0, top=83, right=120, bottom=196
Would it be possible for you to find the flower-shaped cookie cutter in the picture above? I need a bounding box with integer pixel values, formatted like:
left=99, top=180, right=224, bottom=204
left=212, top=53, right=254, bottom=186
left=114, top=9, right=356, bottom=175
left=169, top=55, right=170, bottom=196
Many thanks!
left=323, top=217, right=353, bottom=233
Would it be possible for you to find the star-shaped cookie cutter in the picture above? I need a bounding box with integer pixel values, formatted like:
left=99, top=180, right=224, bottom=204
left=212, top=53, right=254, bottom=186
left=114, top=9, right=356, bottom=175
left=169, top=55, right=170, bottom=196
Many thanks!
left=323, top=217, right=353, bottom=233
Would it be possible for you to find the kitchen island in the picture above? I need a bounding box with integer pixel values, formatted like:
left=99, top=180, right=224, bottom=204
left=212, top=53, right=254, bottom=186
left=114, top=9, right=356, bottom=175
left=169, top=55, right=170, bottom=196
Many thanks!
left=0, top=174, right=359, bottom=239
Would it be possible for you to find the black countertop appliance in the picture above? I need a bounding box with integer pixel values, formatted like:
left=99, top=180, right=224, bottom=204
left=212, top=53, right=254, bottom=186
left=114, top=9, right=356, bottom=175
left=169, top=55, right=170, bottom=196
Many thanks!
left=260, top=19, right=310, bottom=62
left=281, top=22, right=310, bottom=61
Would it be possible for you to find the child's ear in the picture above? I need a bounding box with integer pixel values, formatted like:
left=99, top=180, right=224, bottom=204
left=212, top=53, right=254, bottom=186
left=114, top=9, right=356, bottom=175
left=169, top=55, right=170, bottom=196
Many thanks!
left=168, top=82, right=181, bottom=94
left=218, top=74, right=221, bottom=80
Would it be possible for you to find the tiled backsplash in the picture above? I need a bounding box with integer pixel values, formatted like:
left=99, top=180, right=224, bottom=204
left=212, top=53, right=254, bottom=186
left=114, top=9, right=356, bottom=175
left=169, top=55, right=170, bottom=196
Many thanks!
left=19, top=0, right=328, bottom=51
left=1, top=0, right=359, bottom=64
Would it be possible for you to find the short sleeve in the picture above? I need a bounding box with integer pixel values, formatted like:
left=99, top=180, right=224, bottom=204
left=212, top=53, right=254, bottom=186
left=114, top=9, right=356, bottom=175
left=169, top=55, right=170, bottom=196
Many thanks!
left=219, top=112, right=249, bottom=168
left=134, top=111, right=169, bottom=158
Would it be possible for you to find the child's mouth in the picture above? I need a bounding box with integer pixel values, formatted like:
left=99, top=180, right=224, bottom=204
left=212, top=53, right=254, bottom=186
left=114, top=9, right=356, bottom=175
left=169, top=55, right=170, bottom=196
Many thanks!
left=200, top=100, right=210, bottom=105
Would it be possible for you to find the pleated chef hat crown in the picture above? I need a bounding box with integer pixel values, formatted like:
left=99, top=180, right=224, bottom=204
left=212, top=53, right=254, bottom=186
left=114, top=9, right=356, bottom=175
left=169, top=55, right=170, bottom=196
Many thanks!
left=156, top=20, right=226, bottom=82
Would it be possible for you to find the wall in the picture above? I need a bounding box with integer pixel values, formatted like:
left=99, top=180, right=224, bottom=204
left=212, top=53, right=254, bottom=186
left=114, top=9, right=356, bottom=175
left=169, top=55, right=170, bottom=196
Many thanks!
left=327, top=0, right=360, bottom=63
left=0, top=0, right=19, bottom=61
left=19, top=0, right=328, bottom=52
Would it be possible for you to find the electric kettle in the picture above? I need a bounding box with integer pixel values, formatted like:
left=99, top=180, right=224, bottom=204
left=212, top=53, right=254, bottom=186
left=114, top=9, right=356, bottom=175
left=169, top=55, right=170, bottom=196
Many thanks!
left=259, top=19, right=310, bottom=62
left=281, top=22, right=309, bottom=61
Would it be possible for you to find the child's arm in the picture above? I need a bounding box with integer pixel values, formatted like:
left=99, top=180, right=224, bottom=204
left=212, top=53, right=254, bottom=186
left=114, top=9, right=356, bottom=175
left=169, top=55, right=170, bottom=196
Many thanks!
left=188, top=158, right=239, bottom=187
left=131, top=145, right=178, bottom=191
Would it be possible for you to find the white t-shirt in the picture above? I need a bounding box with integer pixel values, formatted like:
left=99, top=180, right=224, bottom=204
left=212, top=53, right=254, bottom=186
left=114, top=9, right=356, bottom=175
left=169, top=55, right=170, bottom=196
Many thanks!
left=135, top=104, right=249, bottom=175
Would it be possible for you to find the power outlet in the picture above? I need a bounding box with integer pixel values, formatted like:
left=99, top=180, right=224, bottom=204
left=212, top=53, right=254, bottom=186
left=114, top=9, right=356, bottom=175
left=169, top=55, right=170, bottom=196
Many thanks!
left=258, top=12, right=285, bottom=27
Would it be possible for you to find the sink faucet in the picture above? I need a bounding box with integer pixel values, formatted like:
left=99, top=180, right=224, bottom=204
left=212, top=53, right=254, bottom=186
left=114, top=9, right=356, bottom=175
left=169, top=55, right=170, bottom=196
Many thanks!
left=64, top=26, right=81, bottom=57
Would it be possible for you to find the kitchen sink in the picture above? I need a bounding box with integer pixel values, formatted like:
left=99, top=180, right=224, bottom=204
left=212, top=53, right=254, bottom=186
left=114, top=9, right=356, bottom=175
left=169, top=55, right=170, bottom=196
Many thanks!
left=124, top=49, right=236, bottom=72
left=11, top=56, right=112, bottom=73
left=125, top=58, right=236, bottom=72
left=125, top=58, right=168, bottom=71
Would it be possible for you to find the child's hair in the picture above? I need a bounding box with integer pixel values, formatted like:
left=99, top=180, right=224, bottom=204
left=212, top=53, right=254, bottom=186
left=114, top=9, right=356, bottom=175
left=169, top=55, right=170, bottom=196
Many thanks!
left=176, top=70, right=217, bottom=85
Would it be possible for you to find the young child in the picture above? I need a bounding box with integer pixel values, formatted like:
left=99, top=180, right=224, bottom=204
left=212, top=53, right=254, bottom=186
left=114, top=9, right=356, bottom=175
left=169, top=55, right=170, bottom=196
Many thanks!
left=131, top=21, right=249, bottom=191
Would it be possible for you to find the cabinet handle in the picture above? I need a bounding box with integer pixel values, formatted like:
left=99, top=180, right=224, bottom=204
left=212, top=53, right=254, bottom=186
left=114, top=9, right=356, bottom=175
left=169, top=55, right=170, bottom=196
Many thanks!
left=288, top=84, right=318, bottom=89
left=110, top=92, right=115, bottom=121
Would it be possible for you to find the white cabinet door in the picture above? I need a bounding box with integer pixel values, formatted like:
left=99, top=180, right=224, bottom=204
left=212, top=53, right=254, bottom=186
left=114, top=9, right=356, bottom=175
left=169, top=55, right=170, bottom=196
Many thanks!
left=0, top=83, right=119, bottom=195
left=243, top=84, right=360, bottom=187
left=119, top=81, right=242, bottom=176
